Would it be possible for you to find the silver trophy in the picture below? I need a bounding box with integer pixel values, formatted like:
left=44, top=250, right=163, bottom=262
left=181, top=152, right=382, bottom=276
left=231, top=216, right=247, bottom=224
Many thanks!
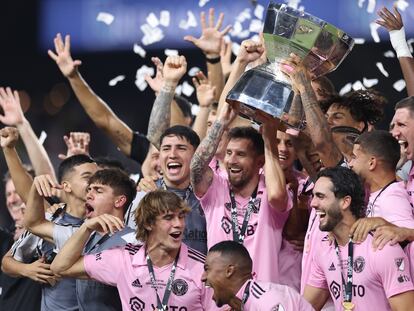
left=226, top=2, right=354, bottom=129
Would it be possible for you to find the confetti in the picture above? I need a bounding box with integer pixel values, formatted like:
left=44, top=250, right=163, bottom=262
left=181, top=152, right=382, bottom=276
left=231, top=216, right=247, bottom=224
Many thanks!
left=376, top=62, right=389, bottom=77
left=254, top=4, right=264, bottom=20
left=199, top=0, right=210, bottom=7
left=179, top=11, right=198, bottom=30
left=358, top=0, right=365, bottom=8
left=165, top=49, right=179, bottom=56
left=383, top=50, right=395, bottom=58
left=96, top=12, right=114, bottom=25
left=393, top=79, right=406, bottom=92
left=38, top=131, right=47, bottom=145
left=160, top=11, right=170, bottom=27
left=363, top=77, right=379, bottom=88
left=396, top=0, right=409, bottom=11
left=232, top=42, right=241, bottom=56
left=182, top=81, right=195, bottom=97
left=339, top=83, right=352, bottom=96
left=146, top=12, right=159, bottom=28
left=109, top=75, right=126, bottom=86
left=188, top=67, right=201, bottom=76
left=129, top=174, right=140, bottom=183
left=135, top=80, right=148, bottom=91
left=352, top=80, right=365, bottom=91
left=236, top=8, right=251, bottom=23
left=135, top=65, right=154, bottom=91
left=354, top=38, right=366, bottom=45
left=286, top=0, right=301, bottom=9
left=238, top=30, right=251, bottom=39
left=366, top=0, right=376, bottom=13
left=249, top=19, right=263, bottom=33
left=191, top=104, right=200, bottom=116
left=370, top=22, right=380, bottom=43
left=175, top=85, right=182, bottom=96
left=231, top=21, right=243, bottom=37
left=133, top=44, right=146, bottom=58
left=141, top=24, right=164, bottom=46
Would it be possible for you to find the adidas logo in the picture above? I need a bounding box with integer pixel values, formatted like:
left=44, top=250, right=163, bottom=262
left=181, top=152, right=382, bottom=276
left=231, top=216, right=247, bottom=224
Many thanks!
left=132, top=278, right=142, bottom=288
left=328, top=263, right=336, bottom=271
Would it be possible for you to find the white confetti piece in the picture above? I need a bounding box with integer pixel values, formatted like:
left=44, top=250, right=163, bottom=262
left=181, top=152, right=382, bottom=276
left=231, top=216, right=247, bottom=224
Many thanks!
left=339, top=83, right=352, bottom=96
left=141, top=24, right=164, bottom=46
left=238, top=30, right=251, bottom=39
left=135, top=80, right=148, bottom=91
left=129, top=174, right=140, bottom=183
left=175, top=85, right=182, bottom=96
left=236, top=8, right=251, bottom=23
left=160, top=11, right=170, bottom=27
left=370, top=22, right=380, bottom=43
left=133, top=44, right=146, bottom=58
left=146, top=12, right=159, bottom=28
left=188, top=67, right=201, bottom=76
left=108, top=75, right=125, bottom=86
left=254, top=4, right=264, bottom=20
left=191, top=104, right=200, bottom=116
left=286, top=0, right=301, bottom=9
left=249, top=19, right=263, bottom=33
left=367, top=0, right=376, bottom=13
left=231, top=21, right=243, bottom=36
left=358, top=0, right=365, bottom=8
left=182, top=81, right=195, bottom=97
left=250, top=34, right=260, bottom=42
left=354, top=38, right=365, bottom=45
left=376, top=62, right=389, bottom=77
left=383, top=50, right=395, bottom=58
left=38, top=131, right=47, bottom=145
left=232, top=42, right=241, bottom=56
left=363, top=77, right=379, bottom=88
left=135, top=65, right=154, bottom=90
left=96, top=12, right=114, bottom=25
left=396, top=0, right=409, bottom=11
left=352, top=80, right=365, bottom=91
left=164, top=49, right=179, bottom=56
left=198, top=0, right=210, bottom=7
left=393, top=79, right=406, bottom=92
left=179, top=11, right=198, bottom=30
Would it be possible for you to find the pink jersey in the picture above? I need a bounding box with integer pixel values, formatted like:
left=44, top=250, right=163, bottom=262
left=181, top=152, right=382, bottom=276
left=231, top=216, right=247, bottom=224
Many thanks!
left=84, top=243, right=218, bottom=311
left=208, top=156, right=227, bottom=179
left=307, top=234, right=414, bottom=310
left=235, top=279, right=314, bottom=311
left=367, top=181, right=414, bottom=228
left=406, top=165, right=414, bottom=206
left=198, top=173, right=292, bottom=283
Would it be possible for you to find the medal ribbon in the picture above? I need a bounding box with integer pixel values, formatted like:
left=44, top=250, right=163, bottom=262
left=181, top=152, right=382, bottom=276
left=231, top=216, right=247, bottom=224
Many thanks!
left=240, top=280, right=251, bottom=311
left=334, top=238, right=354, bottom=305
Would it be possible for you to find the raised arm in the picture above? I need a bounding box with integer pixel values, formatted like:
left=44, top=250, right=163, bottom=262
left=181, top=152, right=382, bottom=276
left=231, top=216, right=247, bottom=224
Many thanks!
left=48, top=33, right=134, bottom=156
left=51, top=214, right=123, bottom=279
left=377, top=6, right=414, bottom=96
left=192, top=71, right=216, bottom=140
left=146, top=55, right=187, bottom=149
left=0, top=88, right=56, bottom=180
left=184, top=8, right=231, bottom=102
left=281, top=54, right=343, bottom=167
left=58, top=132, right=90, bottom=160
left=24, top=176, right=60, bottom=243
left=0, top=127, right=33, bottom=203
left=190, top=102, right=238, bottom=197
left=260, top=117, right=288, bottom=210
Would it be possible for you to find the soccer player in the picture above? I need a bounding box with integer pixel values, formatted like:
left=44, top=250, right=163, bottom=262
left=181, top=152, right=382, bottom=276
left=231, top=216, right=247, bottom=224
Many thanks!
left=51, top=190, right=218, bottom=311
left=202, top=240, right=314, bottom=310
left=304, top=167, right=414, bottom=311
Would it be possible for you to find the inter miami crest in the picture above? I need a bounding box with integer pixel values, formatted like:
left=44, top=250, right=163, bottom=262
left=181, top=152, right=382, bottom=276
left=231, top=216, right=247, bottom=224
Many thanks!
left=172, top=279, right=188, bottom=296
left=353, top=256, right=365, bottom=273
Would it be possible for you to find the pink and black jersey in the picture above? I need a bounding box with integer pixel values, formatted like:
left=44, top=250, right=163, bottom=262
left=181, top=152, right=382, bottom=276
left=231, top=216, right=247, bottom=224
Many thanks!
left=235, top=279, right=314, bottom=311
left=84, top=243, right=219, bottom=311
left=307, top=234, right=414, bottom=310
left=198, top=172, right=292, bottom=283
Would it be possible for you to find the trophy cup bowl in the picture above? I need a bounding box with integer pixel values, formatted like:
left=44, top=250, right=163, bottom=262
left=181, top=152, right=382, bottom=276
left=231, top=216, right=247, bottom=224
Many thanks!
left=226, top=2, right=354, bottom=129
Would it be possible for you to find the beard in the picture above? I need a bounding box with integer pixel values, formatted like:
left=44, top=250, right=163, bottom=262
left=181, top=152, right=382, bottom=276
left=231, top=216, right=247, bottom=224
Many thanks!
left=319, top=207, right=343, bottom=232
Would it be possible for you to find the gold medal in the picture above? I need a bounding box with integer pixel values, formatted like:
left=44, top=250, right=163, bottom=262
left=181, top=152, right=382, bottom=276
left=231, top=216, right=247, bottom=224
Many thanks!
left=342, top=301, right=355, bottom=310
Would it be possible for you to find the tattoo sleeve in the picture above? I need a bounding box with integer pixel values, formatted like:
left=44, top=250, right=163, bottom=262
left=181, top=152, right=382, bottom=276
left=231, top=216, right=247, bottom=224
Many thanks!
left=146, top=84, right=175, bottom=149
left=190, top=120, right=225, bottom=186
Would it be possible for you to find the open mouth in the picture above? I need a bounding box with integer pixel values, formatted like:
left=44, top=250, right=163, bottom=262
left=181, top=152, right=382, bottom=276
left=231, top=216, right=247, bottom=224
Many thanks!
left=279, top=154, right=288, bottom=161
left=85, top=203, right=95, bottom=217
left=167, top=162, right=182, bottom=174
left=316, top=210, right=326, bottom=219
left=229, top=167, right=242, bottom=174
left=169, top=232, right=182, bottom=239
left=399, top=140, right=409, bottom=153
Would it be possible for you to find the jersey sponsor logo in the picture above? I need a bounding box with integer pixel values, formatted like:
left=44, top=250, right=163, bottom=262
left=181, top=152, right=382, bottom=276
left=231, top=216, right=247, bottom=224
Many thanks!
left=398, top=274, right=411, bottom=283
left=150, top=305, right=187, bottom=311
left=328, top=262, right=336, bottom=271
left=131, top=278, right=142, bottom=288
left=129, top=296, right=145, bottom=311
left=395, top=257, right=405, bottom=271
left=353, top=256, right=365, bottom=273
left=271, top=304, right=285, bottom=311
left=171, top=279, right=188, bottom=296
left=220, top=216, right=258, bottom=236
left=329, top=281, right=341, bottom=300
left=95, top=252, right=102, bottom=261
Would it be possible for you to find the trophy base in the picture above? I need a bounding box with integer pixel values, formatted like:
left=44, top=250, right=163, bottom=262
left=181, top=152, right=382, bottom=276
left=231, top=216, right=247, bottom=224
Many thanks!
left=226, top=66, right=300, bottom=129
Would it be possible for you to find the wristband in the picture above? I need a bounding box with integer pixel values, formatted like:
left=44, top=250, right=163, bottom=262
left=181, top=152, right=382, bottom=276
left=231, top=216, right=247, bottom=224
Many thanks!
left=390, top=27, right=412, bottom=58
left=206, top=55, right=221, bottom=64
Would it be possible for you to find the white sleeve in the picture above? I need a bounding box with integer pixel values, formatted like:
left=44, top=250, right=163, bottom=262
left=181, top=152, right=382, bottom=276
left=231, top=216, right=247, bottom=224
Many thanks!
left=53, top=225, right=79, bottom=251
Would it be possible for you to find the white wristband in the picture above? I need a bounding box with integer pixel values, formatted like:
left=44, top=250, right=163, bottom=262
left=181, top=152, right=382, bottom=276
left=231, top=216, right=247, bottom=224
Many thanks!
left=390, top=27, right=413, bottom=58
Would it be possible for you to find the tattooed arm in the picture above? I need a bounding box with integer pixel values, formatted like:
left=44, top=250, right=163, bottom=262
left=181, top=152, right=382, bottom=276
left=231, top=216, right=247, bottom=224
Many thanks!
left=281, top=54, right=342, bottom=167
left=191, top=103, right=238, bottom=197
left=147, top=56, right=187, bottom=149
